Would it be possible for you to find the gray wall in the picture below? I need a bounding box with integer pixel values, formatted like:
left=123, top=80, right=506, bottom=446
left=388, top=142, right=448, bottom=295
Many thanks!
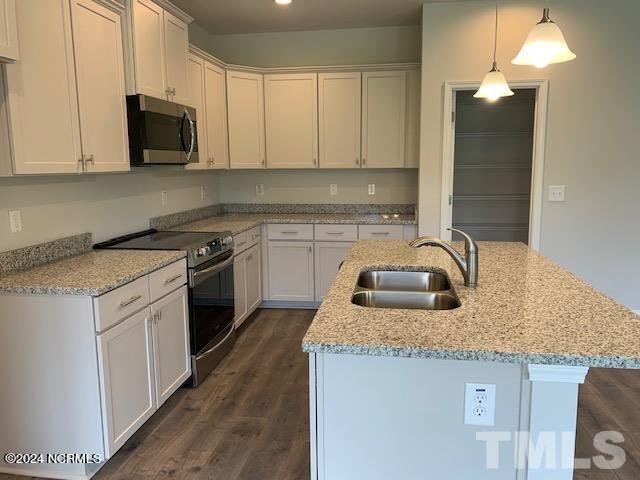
left=419, top=1, right=640, bottom=309
left=189, top=24, right=421, bottom=67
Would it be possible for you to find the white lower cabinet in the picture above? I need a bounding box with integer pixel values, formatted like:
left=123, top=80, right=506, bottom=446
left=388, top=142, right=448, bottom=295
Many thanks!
left=234, top=253, right=248, bottom=324
left=150, top=286, right=191, bottom=408
left=97, top=307, right=155, bottom=458
left=314, top=241, right=354, bottom=301
left=267, top=241, right=315, bottom=302
left=234, top=240, right=262, bottom=327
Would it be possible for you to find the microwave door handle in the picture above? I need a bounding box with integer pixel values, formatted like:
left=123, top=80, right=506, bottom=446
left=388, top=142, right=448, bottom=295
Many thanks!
left=181, top=108, right=195, bottom=161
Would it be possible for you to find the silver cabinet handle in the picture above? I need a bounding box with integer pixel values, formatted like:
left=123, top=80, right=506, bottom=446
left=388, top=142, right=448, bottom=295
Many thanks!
left=281, top=231, right=299, bottom=235
left=370, top=232, right=390, bottom=236
left=326, top=232, right=345, bottom=235
left=86, top=154, right=94, bottom=166
left=261, top=159, right=265, bottom=166
left=247, top=254, right=253, bottom=261
left=356, top=158, right=360, bottom=166
left=119, top=294, right=142, bottom=309
left=164, top=273, right=183, bottom=285
left=362, top=158, right=366, bottom=166
left=236, top=241, right=247, bottom=247
left=308, top=246, right=312, bottom=253
left=313, top=158, right=317, bottom=165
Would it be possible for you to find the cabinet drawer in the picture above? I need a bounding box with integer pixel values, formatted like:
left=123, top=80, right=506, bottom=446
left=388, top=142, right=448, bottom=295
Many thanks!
left=149, top=259, right=187, bottom=302
left=314, top=224, right=358, bottom=241
left=267, top=224, right=314, bottom=241
left=234, top=230, right=249, bottom=254
left=94, top=276, right=150, bottom=333
left=358, top=225, right=404, bottom=240
left=246, top=226, right=261, bottom=247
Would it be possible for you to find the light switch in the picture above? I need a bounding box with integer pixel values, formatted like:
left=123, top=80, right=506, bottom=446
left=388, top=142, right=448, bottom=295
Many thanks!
left=548, top=185, right=566, bottom=202
left=9, top=210, right=22, bottom=233
left=256, top=184, right=265, bottom=196
left=368, top=184, right=375, bottom=196
left=329, top=184, right=338, bottom=196
left=161, top=191, right=168, bottom=206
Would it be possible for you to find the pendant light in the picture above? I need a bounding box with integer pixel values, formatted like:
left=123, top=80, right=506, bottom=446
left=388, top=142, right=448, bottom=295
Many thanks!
left=474, top=5, right=514, bottom=101
left=512, top=7, right=576, bottom=68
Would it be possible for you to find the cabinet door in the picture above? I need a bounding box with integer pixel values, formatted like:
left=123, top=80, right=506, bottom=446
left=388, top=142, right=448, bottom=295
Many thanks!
left=264, top=73, right=318, bottom=169
left=186, top=53, right=208, bottom=170
left=150, top=286, right=191, bottom=408
left=5, top=0, right=82, bottom=174
left=227, top=70, right=265, bottom=169
left=132, top=0, right=166, bottom=100
left=362, top=71, right=406, bottom=169
left=318, top=73, right=361, bottom=169
left=404, top=69, right=421, bottom=169
left=71, top=0, right=129, bottom=173
left=245, top=244, right=262, bottom=314
left=233, top=252, right=248, bottom=326
left=0, top=0, right=18, bottom=61
left=314, top=242, right=353, bottom=301
left=267, top=241, right=314, bottom=302
left=97, top=308, right=155, bottom=459
left=163, top=10, right=189, bottom=105
left=204, top=61, right=229, bottom=169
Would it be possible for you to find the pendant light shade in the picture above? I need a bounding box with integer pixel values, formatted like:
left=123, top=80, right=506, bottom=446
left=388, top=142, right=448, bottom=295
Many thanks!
left=512, top=8, right=576, bottom=68
left=475, top=5, right=514, bottom=101
left=474, top=62, right=515, bottom=101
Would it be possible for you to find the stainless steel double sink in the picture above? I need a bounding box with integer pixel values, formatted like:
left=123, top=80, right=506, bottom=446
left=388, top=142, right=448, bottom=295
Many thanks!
left=351, top=270, right=461, bottom=310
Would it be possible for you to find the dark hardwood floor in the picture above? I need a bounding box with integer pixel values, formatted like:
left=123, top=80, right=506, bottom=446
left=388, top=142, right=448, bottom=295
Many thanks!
left=1, top=309, right=638, bottom=479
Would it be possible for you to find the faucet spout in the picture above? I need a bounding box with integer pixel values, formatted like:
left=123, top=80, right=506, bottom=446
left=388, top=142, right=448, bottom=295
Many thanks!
left=409, top=228, right=478, bottom=287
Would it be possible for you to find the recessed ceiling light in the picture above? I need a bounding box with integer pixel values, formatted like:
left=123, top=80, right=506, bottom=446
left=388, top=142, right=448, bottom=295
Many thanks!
left=275, top=0, right=291, bottom=5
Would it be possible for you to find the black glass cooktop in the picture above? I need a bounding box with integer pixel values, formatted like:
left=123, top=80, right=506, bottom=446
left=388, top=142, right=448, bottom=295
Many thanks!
left=94, top=229, right=225, bottom=251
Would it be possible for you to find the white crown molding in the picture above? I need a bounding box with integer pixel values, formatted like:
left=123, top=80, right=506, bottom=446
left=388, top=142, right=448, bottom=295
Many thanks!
left=153, top=0, right=193, bottom=24
left=188, top=44, right=420, bottom=74
left=94, top=0, right=126, bottom=14
left=527, top=364, right=589, bottom=384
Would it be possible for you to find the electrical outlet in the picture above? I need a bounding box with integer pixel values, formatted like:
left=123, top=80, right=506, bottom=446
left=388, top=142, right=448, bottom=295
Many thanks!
left=329, top=184, right=338, bottom=196
left=368, top=184, right=375, bottom=196
left=161, top=191, right=168, bottom=206
left=464, top=383, right=496, bottom=426
left=8, top=210, right=22, bottom=233
left=548, top=185, right=566, bottom=202
left=256, top=184, right=265, bottom=196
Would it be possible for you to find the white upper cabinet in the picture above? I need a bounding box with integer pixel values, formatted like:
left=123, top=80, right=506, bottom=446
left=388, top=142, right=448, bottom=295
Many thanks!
left=204, top=61, right=229, bottom=169
left=404, top=69, right=421, bottom=169
left=162, top=10, right=189, bottom=105
left=186, top=53, right=208, bottom=169
left=131, top=0, right=190, bottom=104
left=71, top=0, right=129, bottom=173
left=227, top=70, right=265, bottom=169
left=318, top=72, right=361, bottom=169
left=6, top=0, right=82, bottom=174
left=361, top=71, right=407, bottom=169
left=0, top=0, right=18, bottom=62
left=264, top=73, right=318, bottom=169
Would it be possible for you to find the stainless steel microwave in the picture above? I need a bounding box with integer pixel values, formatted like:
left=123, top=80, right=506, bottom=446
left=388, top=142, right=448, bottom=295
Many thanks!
left=126, top=94, right=199, bottom=165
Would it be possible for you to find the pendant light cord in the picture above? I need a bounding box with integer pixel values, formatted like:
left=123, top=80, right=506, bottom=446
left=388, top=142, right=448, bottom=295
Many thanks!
left=492, top=3, right=498, bottom=69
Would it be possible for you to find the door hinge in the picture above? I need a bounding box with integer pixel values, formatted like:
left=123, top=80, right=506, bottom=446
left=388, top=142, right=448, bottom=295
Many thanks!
left=449, top=194, right=453, bottom=206
left=451, top=110, right=456, bottom=123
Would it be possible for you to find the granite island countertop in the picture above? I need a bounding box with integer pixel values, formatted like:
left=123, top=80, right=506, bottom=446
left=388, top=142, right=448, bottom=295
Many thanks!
left=302, top=240, right=640, bottom=368
left=166, top=212, right=416, bottom=235
left=0, top=250, right=186, bottom=296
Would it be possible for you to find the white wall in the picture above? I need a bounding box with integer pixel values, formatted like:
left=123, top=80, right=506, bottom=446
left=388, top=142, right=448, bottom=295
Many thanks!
left=419, top=1, right=640, bottom=309
left=0, top=170, right=219, bottom=252
left=218, top=169, right=417, bottom=205
left=189, top=25, right=421, bottom=68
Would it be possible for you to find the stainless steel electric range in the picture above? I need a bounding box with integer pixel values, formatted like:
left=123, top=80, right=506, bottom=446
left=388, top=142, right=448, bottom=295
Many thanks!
left=95, top=229, right=235, bottom=386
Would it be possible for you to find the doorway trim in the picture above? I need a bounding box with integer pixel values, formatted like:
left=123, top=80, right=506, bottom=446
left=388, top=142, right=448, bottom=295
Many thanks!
left=439, top=79, right=549, bottom=251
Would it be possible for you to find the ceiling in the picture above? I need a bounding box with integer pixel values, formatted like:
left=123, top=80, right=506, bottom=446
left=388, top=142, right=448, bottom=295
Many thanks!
left=171, top=0, right=431, bottom=35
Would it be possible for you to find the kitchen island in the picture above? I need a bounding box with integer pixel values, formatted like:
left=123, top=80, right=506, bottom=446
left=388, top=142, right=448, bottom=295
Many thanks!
left=303, top=240, right=640, bottom=480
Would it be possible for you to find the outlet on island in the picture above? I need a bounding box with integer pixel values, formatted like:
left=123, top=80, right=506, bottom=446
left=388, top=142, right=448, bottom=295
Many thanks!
left=464, top=383, right=496, bottom=426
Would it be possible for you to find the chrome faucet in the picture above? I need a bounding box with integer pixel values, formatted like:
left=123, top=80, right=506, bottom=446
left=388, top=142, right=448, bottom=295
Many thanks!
left=409, top=228, right=479, bottom=287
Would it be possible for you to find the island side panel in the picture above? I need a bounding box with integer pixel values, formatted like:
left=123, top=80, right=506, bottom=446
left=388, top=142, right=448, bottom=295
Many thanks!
left=311, top=353, right=524, bottom=480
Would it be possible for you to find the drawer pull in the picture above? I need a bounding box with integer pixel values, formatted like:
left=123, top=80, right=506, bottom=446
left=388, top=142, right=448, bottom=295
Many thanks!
left=371, top=232, right=390, bottom=236
left=164, top=273, right=183, bottom=285
left=119, top=294, right=142, bottom=309
left=326, top=231, right=345, bottom=235
left=281, top=231, right=299, bottom=235
left=237, top=241, right=247, bottom=247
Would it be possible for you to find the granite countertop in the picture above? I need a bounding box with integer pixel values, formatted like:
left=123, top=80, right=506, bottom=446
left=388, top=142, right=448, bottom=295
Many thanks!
left=167, top=212, right=416, bottom=235
left=302, top=240, right=640, bottom=368
left=0, top=250, right=186, bottom=296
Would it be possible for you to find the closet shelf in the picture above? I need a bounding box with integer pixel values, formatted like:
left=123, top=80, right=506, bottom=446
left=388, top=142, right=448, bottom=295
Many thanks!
left=454, top=163, right=531, bottom=170
left=455, top=132, right=533, bottom=138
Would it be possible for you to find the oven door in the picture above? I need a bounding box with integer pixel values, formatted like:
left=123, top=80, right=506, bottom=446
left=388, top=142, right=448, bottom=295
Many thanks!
left=189, top=251, right=235, bottom=355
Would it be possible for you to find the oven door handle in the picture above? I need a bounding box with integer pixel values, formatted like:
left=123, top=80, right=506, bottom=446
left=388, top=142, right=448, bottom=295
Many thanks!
left=190, top=253, right=234, bottom=287
left=195, top=324, right=235, bottom=361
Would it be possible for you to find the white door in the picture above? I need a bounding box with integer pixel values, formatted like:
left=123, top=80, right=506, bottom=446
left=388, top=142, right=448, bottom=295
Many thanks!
left=0, top=0, right=18, bottom=61
left=71, top=0, right=129, bottom=173
left=404, top=69, right=421, bottom=169
left=314, top=241, right=353, bottom=301
left=97, top=308, right=155, bottom=458
left=6, top=0, right=82, bottom=174
left=362, top=71, right=407, bottom=169
left=162, top=10, right=189, bottom=105
left=318, top=72, right=361, bottom=169
left=204, top=61, right=229, bottom=169
left=150, top=286, right=191, bottom=407
left=186, top=54, right=208, bottom=169
left=264, top=73, right=318, bottom=169
left=267, top=241, right=314, bottom=302
left=233, top=252, right=248, bottom=326
left=132, top=0, right=166, bottom=100
left=227, top=70, right=265, bottom=169
left=245, top=243, right=262, bottom=313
